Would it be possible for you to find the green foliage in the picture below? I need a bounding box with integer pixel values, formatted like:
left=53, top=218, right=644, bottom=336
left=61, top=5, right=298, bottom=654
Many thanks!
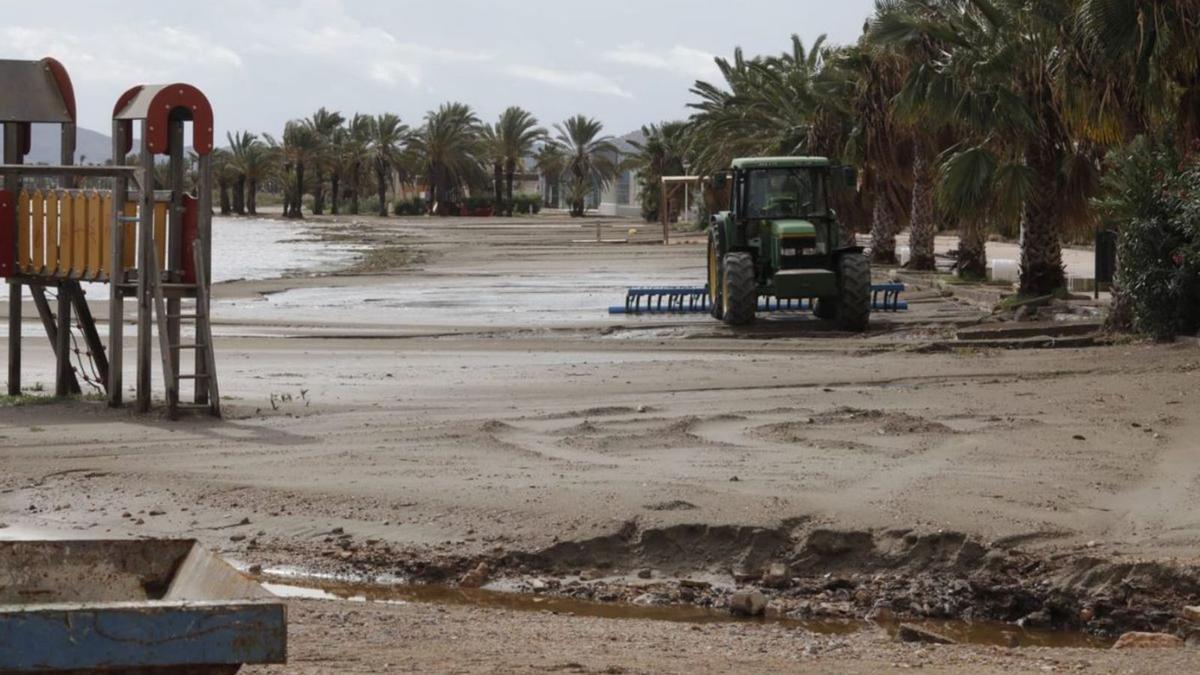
left=393, top=196, right=427, bottom=216
left=1101, top=136, right=1200, bottom=340
left=628, top=121, right=690, bottom=222
left=511, top=193, right=542, bottom=214
left=553, top=115, right=619, bottom=217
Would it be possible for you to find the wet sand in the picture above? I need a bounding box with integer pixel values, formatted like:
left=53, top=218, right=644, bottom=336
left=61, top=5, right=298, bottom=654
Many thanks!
left=2, top=213, right=1199, bottom=671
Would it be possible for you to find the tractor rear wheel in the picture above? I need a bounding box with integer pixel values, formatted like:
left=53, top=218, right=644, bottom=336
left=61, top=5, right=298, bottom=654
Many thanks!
left=721, top=252, right=757, bottom=325
left=836, top=252, right=871, bottom=332
left=707, top=230, right=724, bottom=320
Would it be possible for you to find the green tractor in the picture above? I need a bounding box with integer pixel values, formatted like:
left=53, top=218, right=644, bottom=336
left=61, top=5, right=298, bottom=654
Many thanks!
left=707, top=156, right=870, bottom=330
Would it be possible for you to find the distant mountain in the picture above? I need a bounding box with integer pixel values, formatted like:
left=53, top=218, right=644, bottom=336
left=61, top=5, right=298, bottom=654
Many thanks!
left=0, top=125, right=116, bottom=165
left=0, top=125, right=203, bottom=166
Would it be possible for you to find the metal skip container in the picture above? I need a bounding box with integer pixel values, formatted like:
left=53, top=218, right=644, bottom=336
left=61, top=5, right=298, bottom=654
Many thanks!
left=0, top=539, right=286, bottom=673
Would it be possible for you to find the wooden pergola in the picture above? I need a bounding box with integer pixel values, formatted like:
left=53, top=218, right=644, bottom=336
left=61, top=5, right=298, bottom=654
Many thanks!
left=659, top=175, right=702, bottom=245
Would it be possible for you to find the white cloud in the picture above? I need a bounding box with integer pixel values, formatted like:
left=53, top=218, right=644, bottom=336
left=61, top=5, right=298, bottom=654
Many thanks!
left=236, top=1, right=491, bottom=89
left=602, top=43, right=719, bottom=80
left=504, top=65, right=633, bottom=98
left=0, top=24, right=242, bottom=84
left=368, top=61, right=421, bottom=87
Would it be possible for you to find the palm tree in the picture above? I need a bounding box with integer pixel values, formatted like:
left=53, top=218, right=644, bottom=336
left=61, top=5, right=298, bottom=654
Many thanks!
left=281, top=120, right=318, bottom=219
left=497, top=107, right=545, bottom=216
left=1073, top=0, right=1200, bottom=151
left=627, top=121, right=690, bottom=221
left=212, top=148, right=235, bottom=215
left=478, top=123, right=506, bottom=211
left=367, top=113, right=409, bottom=217
left=925, top=0, right=1087, bottom=296
left=866, top=0, right=963, bottom=270
left=306, top=108, right=345, bottom=215
left=408, top=102, right=482, bottom=213
left=240, top=140, right=274, bottom=216
left=335, top=114, right=373, bottom=215
left=553, top=115, right=619, bottom=217
left=533, top=143, right=566, bottom=207
left=226, top=131, right=260, bottom=215
left=838, top=39, right=912, bottom=265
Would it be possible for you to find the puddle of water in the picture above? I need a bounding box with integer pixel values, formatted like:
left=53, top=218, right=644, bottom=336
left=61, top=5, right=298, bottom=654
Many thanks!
left=258, top=573, right=1109, bottom=649
left=0, top=218, right=355, bottom=337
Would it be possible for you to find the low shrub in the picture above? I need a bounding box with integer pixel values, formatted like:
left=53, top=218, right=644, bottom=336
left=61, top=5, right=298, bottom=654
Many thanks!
left=393, top=196, right=427, bottom=216
left=1100, top=136, right=1200, bottom=341
left=511, top=193, right=543, bottom=214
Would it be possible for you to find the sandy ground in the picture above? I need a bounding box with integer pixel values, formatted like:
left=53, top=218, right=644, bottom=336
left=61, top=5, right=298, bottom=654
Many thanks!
left=2, top=213, right=1199, bottom=671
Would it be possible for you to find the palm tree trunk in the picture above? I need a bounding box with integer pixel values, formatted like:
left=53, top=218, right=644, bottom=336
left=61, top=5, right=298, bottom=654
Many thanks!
left=313, top=169, right=325, bottom=215
left=376, top=161, right=389, bottom=217
left=331, top=173, right=341, bottom=215
left=957, top=217, right=988, bottom=280
left=233, top=175, right=246, bottom=215
left=1019, top=141, right=1066, bottom=296
left=292, top=161, right=305, bottom=219
left=505, top=159, right=516, bottom=217
left=870, top=184, right=898, bottom=264
left=350, top=164, right=360, bottom=215
left=218, top=183, right=231, bottom=215
left=908, top=144, right=937, bottom=270
left=248, top=178, right=258, bottom=215
left=492, top=162, right=503, bottom=213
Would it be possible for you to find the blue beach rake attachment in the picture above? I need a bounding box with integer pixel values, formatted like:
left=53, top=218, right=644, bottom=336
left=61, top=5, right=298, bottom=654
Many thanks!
left=609, top=283, right=907, bottom=314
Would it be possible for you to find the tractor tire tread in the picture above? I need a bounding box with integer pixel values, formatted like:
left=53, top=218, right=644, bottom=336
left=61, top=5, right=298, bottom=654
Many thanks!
left=722, top=252, right=757, bottom=325
left=837, top=252, right=871, bottom=332
left=708, top=228, right=725, bottom=320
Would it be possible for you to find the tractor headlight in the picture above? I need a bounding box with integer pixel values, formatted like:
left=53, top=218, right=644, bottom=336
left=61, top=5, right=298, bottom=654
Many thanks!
left=802, top=247, right=817, bottom=256
left=781, top=247, right=797, bottom=256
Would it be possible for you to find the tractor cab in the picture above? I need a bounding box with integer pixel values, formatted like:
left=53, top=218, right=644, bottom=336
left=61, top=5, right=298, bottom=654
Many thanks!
left=707, top=156, right=869, bottom=330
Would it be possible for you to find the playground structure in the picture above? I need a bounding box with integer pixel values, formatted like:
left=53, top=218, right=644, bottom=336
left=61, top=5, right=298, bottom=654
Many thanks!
left=0, top=57, right=219, bottom=417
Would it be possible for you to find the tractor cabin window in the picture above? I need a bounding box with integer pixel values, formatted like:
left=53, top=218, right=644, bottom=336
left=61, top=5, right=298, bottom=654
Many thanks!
left=743, top=168, right=826, bottom=220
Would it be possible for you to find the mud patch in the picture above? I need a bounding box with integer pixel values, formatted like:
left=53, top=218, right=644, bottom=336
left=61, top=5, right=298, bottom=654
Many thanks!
left=643, top=500, right=699, bottom=512
left=557, top=416, right=733, bottom=452
left=811, top=407, right=954, bottom=434
left=539, top=406, right=651, bottom=420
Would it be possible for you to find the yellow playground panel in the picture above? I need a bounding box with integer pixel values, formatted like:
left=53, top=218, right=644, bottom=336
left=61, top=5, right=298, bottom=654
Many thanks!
left=14, top=190, right=169, bottom=281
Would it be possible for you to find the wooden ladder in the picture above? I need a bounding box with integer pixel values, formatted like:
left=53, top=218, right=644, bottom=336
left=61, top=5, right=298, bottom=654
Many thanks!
left=148, top=241, right=220, bottom=418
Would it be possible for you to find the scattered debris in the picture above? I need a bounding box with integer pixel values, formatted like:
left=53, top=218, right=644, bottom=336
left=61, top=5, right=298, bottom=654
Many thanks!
left=460, top=561, right=490, bottom=588
left=1112, top=632, right=1183, bottom=649
left=728, top=589, right=767, bottom=617
left=896, top=624, right=957, bottom=645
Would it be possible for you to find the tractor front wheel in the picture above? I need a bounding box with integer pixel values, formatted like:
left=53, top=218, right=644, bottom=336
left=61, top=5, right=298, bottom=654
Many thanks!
left=707, top=230, right=725, bottom=320
left=721, top=252, right=757, bottom=325
left=813, top=297, right=837, bottom=319
left=836, top=252, right=871, bottom=332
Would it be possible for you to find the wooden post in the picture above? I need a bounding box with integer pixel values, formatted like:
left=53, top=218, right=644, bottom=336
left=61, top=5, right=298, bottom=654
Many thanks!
left=136, top=122, right=153, bottom=412
left=66, top=283, right=108, bottom=385
left=195, top=153, right=213, bottom=405
left=29, top=285, right=79, bottom=394
left=54, top=283, right=71, bottom=396
left=108, top=121, right=125, bottom=406
left=660, top=180, right=671, bottom=246
left=5, top=122, right=22, bottom=396
left=56, top=121, right=76, bottom=396
left=166, top=120, right=184, bottom=398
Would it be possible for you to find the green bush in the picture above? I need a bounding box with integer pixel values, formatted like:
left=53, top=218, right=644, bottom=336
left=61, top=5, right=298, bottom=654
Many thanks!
left=1102, top=137, right=1200, bottom=341
left=393, top=196, right=426, bottom=216
left=463, top=195, right=493, bottom=211
left=511, top=193, right=543, bottom=214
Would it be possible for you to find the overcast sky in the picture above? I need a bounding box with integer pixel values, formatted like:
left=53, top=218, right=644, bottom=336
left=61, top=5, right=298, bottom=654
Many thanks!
left=3, top=0, right=876, bottom=140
